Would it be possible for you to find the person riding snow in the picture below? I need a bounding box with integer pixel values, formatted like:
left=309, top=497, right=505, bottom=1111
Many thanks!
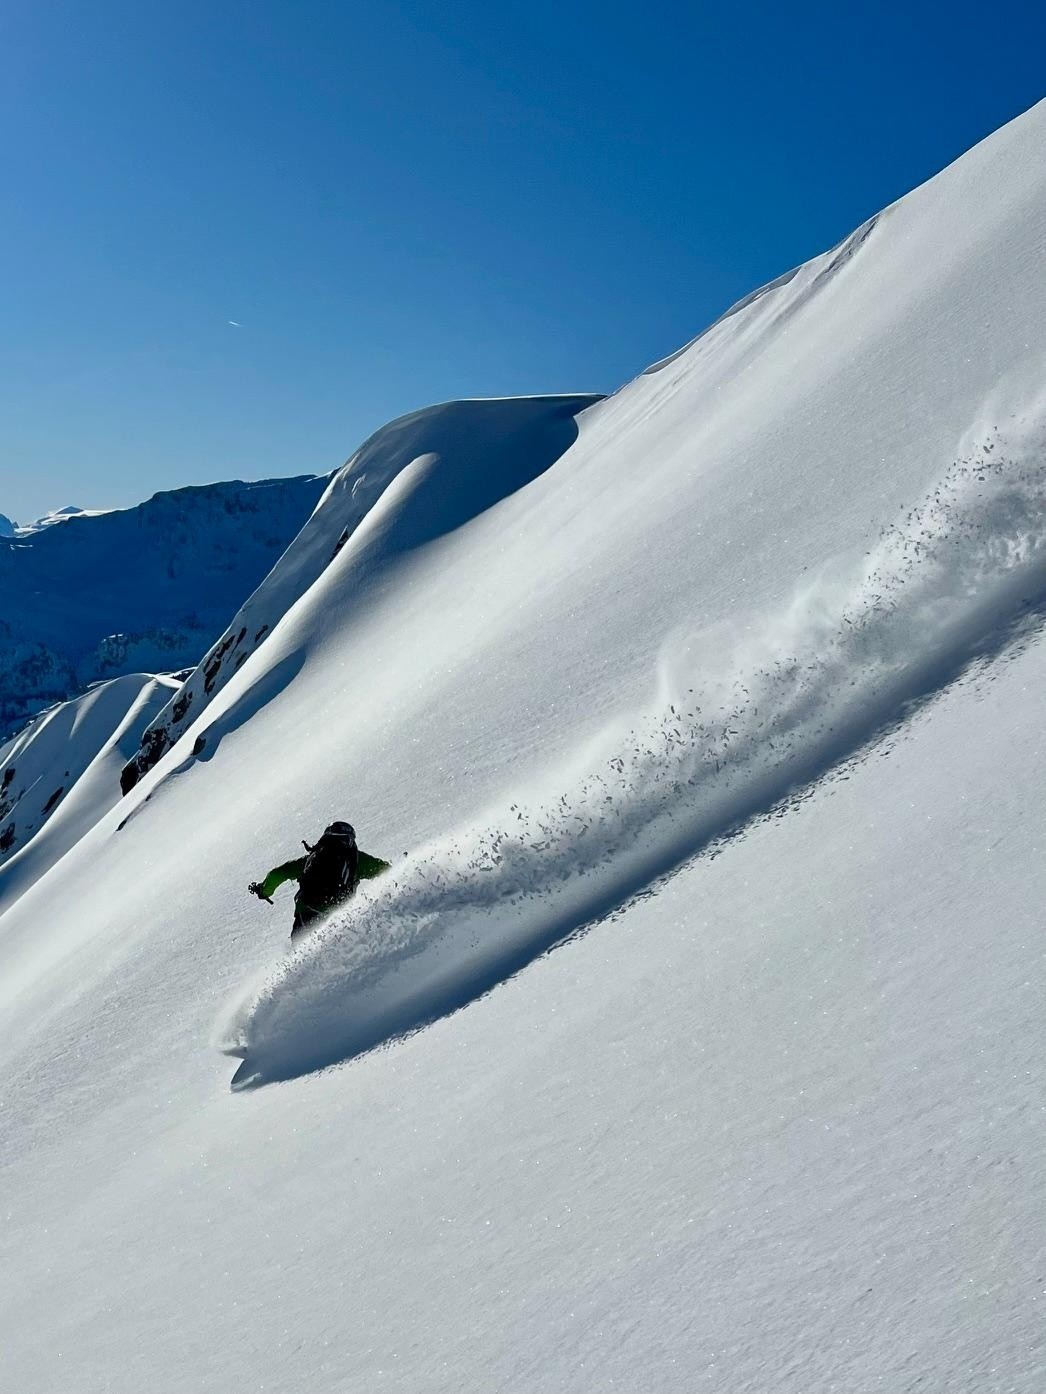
left=249, top=820, right=390, bottom=937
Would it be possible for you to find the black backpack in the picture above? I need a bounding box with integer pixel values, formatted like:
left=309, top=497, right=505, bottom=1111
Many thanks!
left=297, top=824, right=359, bottom=911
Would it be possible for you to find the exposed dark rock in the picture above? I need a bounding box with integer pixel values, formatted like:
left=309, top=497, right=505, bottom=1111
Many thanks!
left=0, top=767, right=17, bottom=821
left=203, top=632, right=236, bottom=694
left=120, top=723, right=170, bottom=795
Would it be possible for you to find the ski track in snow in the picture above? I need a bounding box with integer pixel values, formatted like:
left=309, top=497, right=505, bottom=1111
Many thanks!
left=222, top=409, right=1046, bottom=1087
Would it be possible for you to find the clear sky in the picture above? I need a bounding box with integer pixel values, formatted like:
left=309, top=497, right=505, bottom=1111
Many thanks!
left=2, top=0, right=1043, bottom=521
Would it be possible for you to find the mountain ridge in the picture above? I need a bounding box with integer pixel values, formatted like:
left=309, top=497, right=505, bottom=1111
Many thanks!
left=0, top=472, right=329, bottom=738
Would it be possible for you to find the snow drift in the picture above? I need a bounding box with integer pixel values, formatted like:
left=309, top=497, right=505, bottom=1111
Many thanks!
left=226, top=403, right=1046, bottom=1086
left=123, top=394, right=602, bottom=789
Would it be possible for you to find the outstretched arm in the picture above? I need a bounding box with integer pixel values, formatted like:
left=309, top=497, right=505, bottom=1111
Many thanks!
left=252, top=857, right=307, bottom=901
left=357, top=851, right=392, bottom=881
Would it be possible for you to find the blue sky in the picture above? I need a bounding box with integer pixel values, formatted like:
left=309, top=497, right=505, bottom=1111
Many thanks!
left=2, top=0, right=1043, bottom=520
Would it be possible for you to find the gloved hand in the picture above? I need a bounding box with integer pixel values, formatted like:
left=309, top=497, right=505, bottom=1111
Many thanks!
left=248, top=881, right=273, bottom=904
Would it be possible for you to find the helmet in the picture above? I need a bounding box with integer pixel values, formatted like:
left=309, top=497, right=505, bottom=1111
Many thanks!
left=324, top=820, right=356, bottom=842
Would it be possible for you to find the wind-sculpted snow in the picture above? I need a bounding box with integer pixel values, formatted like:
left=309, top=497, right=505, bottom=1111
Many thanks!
left=126, top=395, right=601, bottom=791
left=223, top=410, right=1046, bottom=1087
left=642, top=214, right=879, bottom=376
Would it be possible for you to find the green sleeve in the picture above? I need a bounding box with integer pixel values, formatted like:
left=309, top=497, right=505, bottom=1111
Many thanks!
left=258, top=857, right=306, bottom=899
left=357, top=851, right=391, bottom=881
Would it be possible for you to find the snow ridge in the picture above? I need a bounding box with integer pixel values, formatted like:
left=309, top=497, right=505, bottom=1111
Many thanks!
left=0, top=673, right=180, bottom=912
left=224, top=403, right=1046, bottom=1087
left=643, top=213, right=880, bottom=376
left=124, top=395, right=601, bottom=790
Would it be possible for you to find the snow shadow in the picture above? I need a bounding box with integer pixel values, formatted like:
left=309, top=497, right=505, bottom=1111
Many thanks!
left=190, top=651, right=307, bottom=765
left=339, top=396, right=594, bottom=563
left=125, top=394, right=601, bottom=791
left=222, top=412, right=1046, bottom=1089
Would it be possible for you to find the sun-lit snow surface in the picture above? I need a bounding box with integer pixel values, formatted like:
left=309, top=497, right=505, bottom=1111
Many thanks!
left=0, top=673, right=179, bottom=912
left=2, top=100, right=1046, bottom=1393
left=13, top=504, right=108, bottom=534
left=224, top=413, right=1046, bottom=1086
left=122, top=394, right=601, bottom=787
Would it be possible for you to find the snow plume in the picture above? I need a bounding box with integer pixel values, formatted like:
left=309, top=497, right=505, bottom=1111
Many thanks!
left=224, top=409, right=1046, bottom=1088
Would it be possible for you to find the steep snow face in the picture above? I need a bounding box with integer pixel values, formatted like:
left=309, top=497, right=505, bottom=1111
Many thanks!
left=120, top=395, right=602, bottom=788
left=2, top=102, right=1046, bottom=1394
left=0, top=674, right=180, bottom=913
left=0, top=474, right=328, bottom=738
left=217, top=398, right=1046, bottom=1085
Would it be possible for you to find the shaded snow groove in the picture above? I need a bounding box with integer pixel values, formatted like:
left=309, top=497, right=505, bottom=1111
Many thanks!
left=224, top=412, right=1046, bottom=1087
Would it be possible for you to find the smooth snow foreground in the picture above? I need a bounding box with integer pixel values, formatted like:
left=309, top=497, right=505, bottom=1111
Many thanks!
left=2, top=100, right=1045, bottom=1393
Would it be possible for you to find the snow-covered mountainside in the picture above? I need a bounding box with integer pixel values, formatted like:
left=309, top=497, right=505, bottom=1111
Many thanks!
left=119, top=395, right=601, bottom=790
left=0, top=674, right=180, bottom=915
left=2, top=101, right=1045, bottom=1393
left=0, top=474, right=328, bottom=738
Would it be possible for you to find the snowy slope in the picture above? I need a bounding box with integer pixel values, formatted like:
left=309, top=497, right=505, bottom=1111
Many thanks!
left=0, top=674, right=181, bottom=915
left=0, top=474, right=327, bottom=737
left=120, top=395, right=601, bottom=788
left=2, top=100, right=1046, bottom=1394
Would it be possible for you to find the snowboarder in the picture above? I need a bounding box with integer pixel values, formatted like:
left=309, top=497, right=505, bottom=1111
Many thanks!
left=249, top=820, right=390, bottom=937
